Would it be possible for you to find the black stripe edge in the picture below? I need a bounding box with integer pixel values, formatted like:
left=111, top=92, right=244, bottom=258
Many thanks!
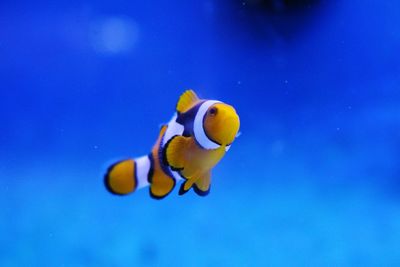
left=178, top=182, right=190, bottom=196
left=193, top=183, right=210, bottom=197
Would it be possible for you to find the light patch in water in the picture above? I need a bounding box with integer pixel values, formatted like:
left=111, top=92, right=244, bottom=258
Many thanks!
left=92, top=17, right=139, bottom=54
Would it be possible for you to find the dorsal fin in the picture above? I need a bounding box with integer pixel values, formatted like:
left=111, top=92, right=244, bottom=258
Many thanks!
left=176, top=90, right=200, bottom=113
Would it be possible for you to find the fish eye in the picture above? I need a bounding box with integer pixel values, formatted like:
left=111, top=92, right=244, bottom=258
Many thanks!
left=209, top=107, right=218, bottom=116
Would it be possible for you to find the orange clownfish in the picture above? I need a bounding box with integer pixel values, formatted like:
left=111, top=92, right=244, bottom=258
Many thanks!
left=104, top=90, right=240, bottom=199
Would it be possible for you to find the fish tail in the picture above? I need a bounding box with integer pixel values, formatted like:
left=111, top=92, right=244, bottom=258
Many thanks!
left=104, top=155, right=151, bottom=196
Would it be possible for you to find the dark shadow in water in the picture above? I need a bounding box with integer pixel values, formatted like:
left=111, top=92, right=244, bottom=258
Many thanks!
left=245, top=0, right=322, bottom=12
left=219, top=0, right=329, bottom=43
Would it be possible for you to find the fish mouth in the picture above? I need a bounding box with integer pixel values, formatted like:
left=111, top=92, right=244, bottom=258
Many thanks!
left=223, top=115, right=240, bottom=144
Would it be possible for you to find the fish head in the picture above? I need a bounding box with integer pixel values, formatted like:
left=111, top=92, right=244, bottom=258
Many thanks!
left=203, top=103, right=240, bottom=147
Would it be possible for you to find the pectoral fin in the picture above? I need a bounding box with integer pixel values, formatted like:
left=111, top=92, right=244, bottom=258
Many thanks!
left=164, top=135, right=190, bottom=171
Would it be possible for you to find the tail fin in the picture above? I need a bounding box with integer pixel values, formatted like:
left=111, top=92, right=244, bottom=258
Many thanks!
left=104, top=125, right=172, bottom=197
left=104, top=156, right=151, bottom=196
left=104, top=159, right=138, bottom=195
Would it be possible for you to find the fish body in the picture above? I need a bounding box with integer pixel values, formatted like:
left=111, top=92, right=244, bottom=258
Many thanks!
left=104, top=90, right=240, bottom=199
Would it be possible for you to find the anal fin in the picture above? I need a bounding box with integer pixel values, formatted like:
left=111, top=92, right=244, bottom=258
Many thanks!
left=149, top=157, right=176, bottom=199
left=148, top=125, right=176, bottom=199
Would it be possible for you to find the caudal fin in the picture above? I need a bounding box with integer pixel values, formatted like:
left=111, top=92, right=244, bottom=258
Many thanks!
left=104, top=125, right=176, bottom=198
left=104, top=159, right=138, bottom=195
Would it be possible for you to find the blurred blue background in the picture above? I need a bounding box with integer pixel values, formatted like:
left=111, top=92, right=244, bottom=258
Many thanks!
left=1, top=0, right=400, bottom=266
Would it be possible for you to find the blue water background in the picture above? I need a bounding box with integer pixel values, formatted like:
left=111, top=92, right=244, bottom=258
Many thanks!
left=1, top=1, right=400, bottom=266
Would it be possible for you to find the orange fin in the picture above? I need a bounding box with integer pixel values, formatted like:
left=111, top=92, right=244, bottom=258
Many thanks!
left=179, top=172, right=211, bottom=196
left=149, top=125, right=175, bottom=199
left=149, top=160, right=176, bottom=199
left=164, top=135, right=190, bottom=171
left=193, top=172, right=211, bottom=196
left=176, top=89, right=200, bottom=113
left=104, top=159, right=137, bottom=195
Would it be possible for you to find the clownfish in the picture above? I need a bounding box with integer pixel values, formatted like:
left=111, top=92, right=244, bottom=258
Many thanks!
left=104, top=90, right=240, bottom=199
